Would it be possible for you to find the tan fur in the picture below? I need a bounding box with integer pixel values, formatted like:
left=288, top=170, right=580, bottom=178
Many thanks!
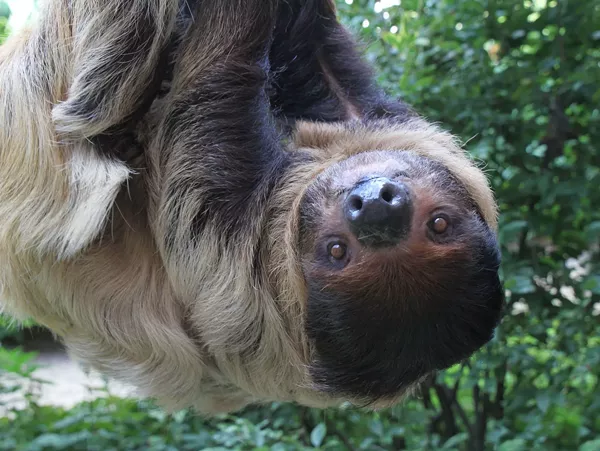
left=292, top=119, right=498, bottom=230
left=0, top=1, right=499, bottom=414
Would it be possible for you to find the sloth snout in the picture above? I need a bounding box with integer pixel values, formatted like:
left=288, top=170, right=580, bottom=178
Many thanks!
left=344, top=177, right=413, bottom=246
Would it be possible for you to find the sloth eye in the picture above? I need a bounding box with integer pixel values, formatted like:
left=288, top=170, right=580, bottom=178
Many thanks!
left=429, top=216, right=450, bottom=235
left=328, top=243, right=347, bottom=260
left=324, top=240, right=351, bottom=269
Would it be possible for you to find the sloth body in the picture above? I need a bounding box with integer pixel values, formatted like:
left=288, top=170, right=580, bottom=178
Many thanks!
left=0, top=0, right=504, bottom=414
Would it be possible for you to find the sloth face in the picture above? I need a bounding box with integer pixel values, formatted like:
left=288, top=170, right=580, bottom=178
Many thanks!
left=298, top=150, right=504, bottom=405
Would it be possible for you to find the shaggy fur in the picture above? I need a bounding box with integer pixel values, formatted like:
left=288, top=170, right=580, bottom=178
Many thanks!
left=0, top=0, right=503, bottom=414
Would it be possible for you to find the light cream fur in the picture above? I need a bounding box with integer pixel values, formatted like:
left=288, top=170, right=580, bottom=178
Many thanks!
left=0, top=1, right=499, bottom=414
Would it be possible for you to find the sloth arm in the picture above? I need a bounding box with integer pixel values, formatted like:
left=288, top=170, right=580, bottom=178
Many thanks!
left=51, top=0, right=181, bottom=142
left=269, top=0, right=413, bottom=123
left=150, top=0, right=288, bottom=251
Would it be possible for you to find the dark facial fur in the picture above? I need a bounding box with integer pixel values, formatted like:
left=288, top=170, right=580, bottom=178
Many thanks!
left=300, top=151, right=504, bottom=401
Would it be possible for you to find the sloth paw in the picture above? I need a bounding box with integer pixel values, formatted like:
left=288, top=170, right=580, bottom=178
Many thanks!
left=52, top=98, right=114, bottom=142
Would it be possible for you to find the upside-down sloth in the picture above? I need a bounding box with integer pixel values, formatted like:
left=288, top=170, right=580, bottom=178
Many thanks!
left=0, top=0, right=504, bottom=413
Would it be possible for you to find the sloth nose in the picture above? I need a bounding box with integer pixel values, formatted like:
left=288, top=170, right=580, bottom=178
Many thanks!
left=344, top=177, right=413, bottom=246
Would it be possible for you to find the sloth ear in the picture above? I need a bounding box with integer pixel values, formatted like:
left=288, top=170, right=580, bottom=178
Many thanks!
left=51, top=0, right=179, bottom=141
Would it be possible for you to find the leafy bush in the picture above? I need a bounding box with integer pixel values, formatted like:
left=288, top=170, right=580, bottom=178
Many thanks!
left=0, top=2, right=9, bottom=43
left=339, top=0, right=600, bottom=449
left=1, top=0, right=599, bottom=450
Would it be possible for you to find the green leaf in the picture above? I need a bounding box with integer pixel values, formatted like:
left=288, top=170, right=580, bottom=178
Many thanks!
left=579, top=439, right=600, bottom=451
left=443, top=432, right=468, bottom=449
left=586, top=221, right=600, bottom=241
left=29, top=431, right=92, bottom=449
left=52, top=411, right=88, bottom=430
left=498, top=438, right=527, bottom=451
left=310, top=423, right=327, bottom=448
left=535, top=392, right=551, bottom=413
left=506, top=273, right=536, bottom=294
left=582, top=276, right=600, bottom=295
left=0, top=347, right=38, bottom=376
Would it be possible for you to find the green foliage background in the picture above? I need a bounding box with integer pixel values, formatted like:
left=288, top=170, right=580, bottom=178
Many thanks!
left=1, top=0, right=599, bottom=450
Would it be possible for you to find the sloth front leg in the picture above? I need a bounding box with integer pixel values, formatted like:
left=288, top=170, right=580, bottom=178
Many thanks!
left=52, top=0, right=181, bottom=142
left=270, top=0, right=414, bottom=122
left=148, top=0, right=286, bottom=277
left=144, top=1, right=296, bottom=393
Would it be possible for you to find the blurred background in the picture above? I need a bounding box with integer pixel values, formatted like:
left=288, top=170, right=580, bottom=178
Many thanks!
left=0, top=0, right=598, bottom=450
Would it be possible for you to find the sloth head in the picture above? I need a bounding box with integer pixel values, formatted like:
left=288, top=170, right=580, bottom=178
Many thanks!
left=292, top=122, right=504, bottom=406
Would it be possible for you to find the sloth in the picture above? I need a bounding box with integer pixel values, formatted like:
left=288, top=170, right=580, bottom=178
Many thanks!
left=0, top=0, right=504, bottom=414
